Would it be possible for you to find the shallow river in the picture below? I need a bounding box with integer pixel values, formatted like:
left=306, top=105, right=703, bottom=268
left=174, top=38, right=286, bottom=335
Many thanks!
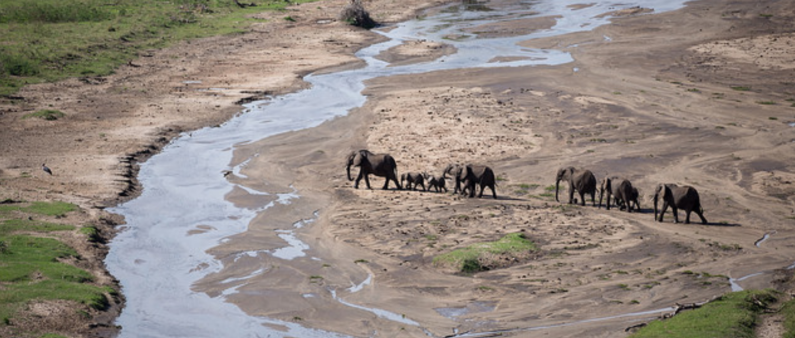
left=105, top=1, right=691, bottom=337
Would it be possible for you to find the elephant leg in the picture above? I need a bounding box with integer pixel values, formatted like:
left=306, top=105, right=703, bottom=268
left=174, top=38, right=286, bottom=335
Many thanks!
left=568, top=187, right=575, bottom=204
left=363, top=174, right=372, bottom=189
left=684, top=209, right=692, bottom=224
left=671, top=206, right=680, bottom=223
left=490, top=184, right=497, bottom=199
left=591, top=191, right=596, bottom=207
left=606, top=193, right=611, bottom=210
left=658, top=202, right=669, bottom=222
left=382, top=177, right=390, bottom=190
left=354, top=172, right=363, bottom=189
left=579, top=191, right=586, bottom=206
left=696, top=209, right=708, bottom=225
left=478, top=183, right=484, bottom=198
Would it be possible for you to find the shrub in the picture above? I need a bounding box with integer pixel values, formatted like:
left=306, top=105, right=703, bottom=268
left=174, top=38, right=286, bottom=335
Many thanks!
left=339, top=0, right=376, bottom=29
left=23, top=110, right=65, bottom=121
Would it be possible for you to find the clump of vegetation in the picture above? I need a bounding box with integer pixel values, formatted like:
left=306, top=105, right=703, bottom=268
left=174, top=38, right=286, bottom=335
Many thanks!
left=0, top=235, right=110, bottom=321
left=339, top=0, right=376, bottom=29
left=433, top=233, right=537, bottom=273
left=0, top=201, right=77, bottom=217
left=0, top=200, right=112, bottom=330
left=22, top=109, right=65, bottom=121
left=782, top=297, right=795, bottom=337
left=630, top=289, right=778, bottom=338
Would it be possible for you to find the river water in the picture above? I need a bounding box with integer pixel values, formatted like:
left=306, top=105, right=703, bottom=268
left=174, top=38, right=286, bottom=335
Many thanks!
left=105, top=1, right=690, bottom=337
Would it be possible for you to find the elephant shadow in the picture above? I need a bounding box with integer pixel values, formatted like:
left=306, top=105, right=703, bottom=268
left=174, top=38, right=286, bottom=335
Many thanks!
left=702, top=221, right=741, bottom=227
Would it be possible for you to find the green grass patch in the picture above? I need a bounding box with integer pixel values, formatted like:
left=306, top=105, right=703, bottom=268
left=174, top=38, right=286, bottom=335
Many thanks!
left=757, top=101, right=777, bottom=105
left=782, top=297, right=795, bottom=338
left=22, top=109, right=66, bottom=121
left=0, top=0, right=319, bottom=96
left=0, top=218, right=75, bottom=235
left=0, top=235, right=109, bottom=321
left=79, top=226, right=100, bottom=243
left=0, top=201, right=77, bottom=216
left=630, top=289, right=778, bottom=338
left=730, top=86, right=751, bottom=91
left=433, top=233, right=537, bottom=273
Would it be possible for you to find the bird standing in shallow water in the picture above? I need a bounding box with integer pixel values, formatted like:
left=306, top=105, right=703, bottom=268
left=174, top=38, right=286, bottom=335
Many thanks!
left=42, top=164, right=52, bottom=175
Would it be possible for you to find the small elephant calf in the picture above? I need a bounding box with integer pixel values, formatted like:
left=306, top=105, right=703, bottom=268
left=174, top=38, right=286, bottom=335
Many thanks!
left=400, top=172, right=426, bottom=191
left=423, top=173, right=448, bottom=193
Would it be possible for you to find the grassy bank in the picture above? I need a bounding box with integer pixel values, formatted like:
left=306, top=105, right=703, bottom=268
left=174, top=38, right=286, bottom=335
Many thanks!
left=0, top=201, right=115, bottom=337
left=0, top=0, right=316, bottom=96
left=630, top=289, right=779, bottom=338
left=433, top=232, right=538, bottom=273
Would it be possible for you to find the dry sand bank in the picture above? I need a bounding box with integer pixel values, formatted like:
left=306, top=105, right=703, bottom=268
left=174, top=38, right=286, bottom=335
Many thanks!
left=220, top=0, right=795, bottom=337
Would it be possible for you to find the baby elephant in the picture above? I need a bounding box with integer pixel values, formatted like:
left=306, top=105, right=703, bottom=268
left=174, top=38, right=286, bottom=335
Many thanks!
left=599, top=176, right=636, bottom=212
left=400, top=172, right=426, bottom=191
left=423, top=173, right=448, bottom=193
left=618, top=186, right=641, bottom=212
left=653, top=183, right=707, bottom=224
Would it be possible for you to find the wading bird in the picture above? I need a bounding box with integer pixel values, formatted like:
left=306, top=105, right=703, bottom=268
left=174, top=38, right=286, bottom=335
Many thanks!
left=42, top=163, right=52, bottom=175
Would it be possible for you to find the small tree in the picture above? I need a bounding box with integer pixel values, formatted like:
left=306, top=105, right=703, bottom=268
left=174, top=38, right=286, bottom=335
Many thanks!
left=339, top=0, right=376, bottom=29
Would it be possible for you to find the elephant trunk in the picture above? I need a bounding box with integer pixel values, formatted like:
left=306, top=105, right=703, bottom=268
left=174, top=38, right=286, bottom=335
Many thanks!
left=555, top=179, right=561, bottom=202
left=346, top=164, right=354, bottom=181
left=598, top=186, right=604, bottom=208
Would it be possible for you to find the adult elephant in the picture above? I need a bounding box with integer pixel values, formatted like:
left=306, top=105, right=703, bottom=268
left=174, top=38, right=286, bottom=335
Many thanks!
left=444, top=164, right=497, bottom=199
left=443, top=164, right=465, bottom=194
left=599, top=177, right=635, bottom=212
left=346, top=149, right=402, bottom=190
left=555, top=167, right=597, bottom=206
left=653, top=184, right=707, bottom=224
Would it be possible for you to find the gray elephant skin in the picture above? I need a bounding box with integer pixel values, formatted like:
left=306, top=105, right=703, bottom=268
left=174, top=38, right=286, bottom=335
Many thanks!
left=653, top=183, right=707, bottom=224
left=555, top=167, right=597, bottom=206
left=623, top=186, right=641, bottom=212
left=599, top=177, right=635, bottom=212
left=423, top=173, right=448, bottom=193
left=346, top=149, right=402, bottom=190
left=444, top=164, right=497, bottom=199
left=401, top=172, right=426, bottom=191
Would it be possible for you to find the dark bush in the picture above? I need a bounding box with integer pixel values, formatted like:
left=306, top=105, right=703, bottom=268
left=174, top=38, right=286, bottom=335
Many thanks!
left=339, top=0, right=376, bottom=29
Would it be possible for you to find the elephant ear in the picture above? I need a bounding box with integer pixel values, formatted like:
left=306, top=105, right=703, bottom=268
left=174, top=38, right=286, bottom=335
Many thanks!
left=663, top=185, right=674, bottom=201
left=352, top=152, right=365, bottom=166
left=458, top=166, right=469, bottom=180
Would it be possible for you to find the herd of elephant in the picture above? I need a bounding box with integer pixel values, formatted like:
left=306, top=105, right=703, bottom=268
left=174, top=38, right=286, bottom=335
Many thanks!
left=345, top=149, right=708, bottom=225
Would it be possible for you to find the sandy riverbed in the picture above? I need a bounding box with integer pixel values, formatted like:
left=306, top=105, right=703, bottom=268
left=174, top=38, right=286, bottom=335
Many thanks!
left=2, top=0, right=795, bottom=337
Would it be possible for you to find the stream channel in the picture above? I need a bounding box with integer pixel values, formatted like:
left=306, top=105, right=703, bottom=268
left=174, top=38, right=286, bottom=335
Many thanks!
left=105, top=1, right=692, bottom=337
